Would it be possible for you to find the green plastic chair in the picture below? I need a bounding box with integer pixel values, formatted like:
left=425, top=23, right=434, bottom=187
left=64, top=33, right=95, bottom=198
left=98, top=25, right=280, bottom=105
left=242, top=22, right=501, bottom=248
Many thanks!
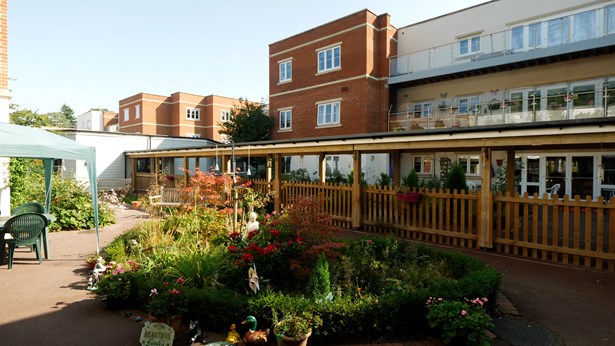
left=0, top=213, right=46, bottom=269
left=11, top=202, right=45, bottom=215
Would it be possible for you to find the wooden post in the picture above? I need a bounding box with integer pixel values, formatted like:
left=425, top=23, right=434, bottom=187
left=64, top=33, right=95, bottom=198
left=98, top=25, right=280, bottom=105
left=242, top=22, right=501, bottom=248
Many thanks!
left=506, top=149, right=515, bottom=194
left=131, top=157, right=137, bottom=192
left=392, top=150, right=401, bottom=187
left=480, top=147, right=493, bottom=248
left=183, top=157, right=189, bottom=187
left=319, top=153, right=326, bottom=183
left=266, top=155, right=273, bottom=195
left=273, top=153, right=282, bottom=212
left=352, top=150, right=362, bottom=229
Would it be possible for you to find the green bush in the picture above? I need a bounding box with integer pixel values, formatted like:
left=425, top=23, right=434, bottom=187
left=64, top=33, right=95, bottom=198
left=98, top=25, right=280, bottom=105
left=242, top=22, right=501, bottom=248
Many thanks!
left=308, top=254, right=331, bottom=301
left=443, top=163, right=469, bottom=193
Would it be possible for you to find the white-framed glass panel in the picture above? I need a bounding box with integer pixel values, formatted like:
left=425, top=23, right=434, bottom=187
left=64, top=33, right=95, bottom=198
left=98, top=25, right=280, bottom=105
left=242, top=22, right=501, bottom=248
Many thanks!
left=279, top=60, right=292, bottom=82
left=123, top=108, right=129, bottom=121
left=221, top=109, right=231, bottom=122
left=571, top=156, right=594, bottom=197
left=459, top=155, right=480, bottom=176
left=411, top=102, right=432, bottom=118
left=458, top=96, right=480, bottom=114
left=317, top=101, right=340, bottom=126
left=547, top=17, right=569, bottom=46
left=413, top=156, right=433, bottom=174
left=508, top=88, right=540, bottom=123
left=525, top=156, right=541, bottom=195
left=571, top=82, right=598, bottom=118
left=317, top=45, right=340, bottom=73
left=282, top=156, right=292, bottom=174
left=528, top=22, right=542, bottom=49
left=280, top=109, right=292, bottom=130
left=608, top=5, right=615, bottom=34
left=546, top=156, right=566, bottom=197
left=459, top=36, right=480, bottom=56
left=511, top=26, right=524, bottom=51
left=135, top=105, right=140, bottom=119
left=573, top=10, right=596, bottom=42
left=607, top=80, right=615, bottom=117
left=186, top=108, right=200, bottom=121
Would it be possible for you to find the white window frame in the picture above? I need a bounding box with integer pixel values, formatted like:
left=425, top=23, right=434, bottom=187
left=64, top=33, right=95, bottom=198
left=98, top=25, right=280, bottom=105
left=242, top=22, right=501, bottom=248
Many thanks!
left=572, top=10, right=596, bottom=42
left=279, top=59, right=292, bottom=83
left=511, top=25, right=524, bottom=52
left=186, top=107, right=200, bottom=121
left=317, top=100, right=340, bottom=126
left=458, top=36, right=480, bottom=56
left=221, top=109, right=231, bottom=122
left=458, top=155, right=481, bottom=176
left=123, top=108, right=129, bottom=121
left=458, top=96, right=480, bottom=115
left=547, top=17, right=570, bottom=46
left=608, top=5, right=615, bottom=35
left=279, top=109, right=292, bottom=130
left=528, top=22, right=542, bottom=49
left=135, top=105, right=140, bottom=119
left=413, top=156, right=433, bottom=174
left=411, top=102, right=432, bottom=118
left=317, top=45, right=341, bottom=73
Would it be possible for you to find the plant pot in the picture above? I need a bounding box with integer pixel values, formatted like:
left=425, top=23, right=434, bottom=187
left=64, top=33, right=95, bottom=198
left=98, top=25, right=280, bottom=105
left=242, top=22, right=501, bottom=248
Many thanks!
left=275, top=328, right=312, bottom=346
left=131, top=201, right=141, bottom=209
left=148, top=314, right=182, bottom=336
left=396, top=192, right=422, bottom=203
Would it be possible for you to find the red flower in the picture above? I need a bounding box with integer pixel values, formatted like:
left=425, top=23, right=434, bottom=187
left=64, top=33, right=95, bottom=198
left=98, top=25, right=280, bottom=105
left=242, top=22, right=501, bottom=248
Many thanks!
left=228, top=245, right=238, bottom=252
left=241, top=253, right=254, bottom=263
left=247, top=230, right=259, bottom=240
left=230, top=231, right=241, bottom=239
left=269, top=229, right=281, bottom=237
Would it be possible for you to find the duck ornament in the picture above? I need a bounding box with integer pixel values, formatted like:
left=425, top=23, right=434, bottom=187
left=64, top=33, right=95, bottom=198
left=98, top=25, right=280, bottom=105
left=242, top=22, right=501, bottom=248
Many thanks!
left=241, top=315, right=269, bottom=345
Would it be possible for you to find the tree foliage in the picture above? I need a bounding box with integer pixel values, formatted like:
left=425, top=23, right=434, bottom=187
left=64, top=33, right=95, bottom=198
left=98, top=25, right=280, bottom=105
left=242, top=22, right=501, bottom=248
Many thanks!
left=218, top=99, right=272, bottom=143
left=10, top=103, right=76, bottom=128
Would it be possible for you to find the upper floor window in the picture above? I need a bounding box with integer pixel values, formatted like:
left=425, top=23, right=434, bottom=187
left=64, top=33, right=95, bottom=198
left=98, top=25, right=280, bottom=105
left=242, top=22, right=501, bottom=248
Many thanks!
left=317, top=101, right=340, bottom=126
left=528, top=22, right=542, bottom=49
left=186, top=107, right=200, bottom=121
left=280, top=109, right=292, bottom=130
left=572, top=10, right=596, bottom=42
left=547, top=17, right=569, bottom=46
left=317, top=45, right=340, bottom=73
left=511, top=26, right=524, bottom=51
left=135, top=105, right=140, bottom=119
left=459, top=36, right=480, bottom=56
left=279, top=59, right=292, bottom=83
left=608, top=5, right=615, bottom=34
left=411, top=102, right=432, bottom=118
left=123, top=108, right=129, bottom=121
left=221, top=109, right=231, bottom=122
left=458, top=96, right=480, bottom=114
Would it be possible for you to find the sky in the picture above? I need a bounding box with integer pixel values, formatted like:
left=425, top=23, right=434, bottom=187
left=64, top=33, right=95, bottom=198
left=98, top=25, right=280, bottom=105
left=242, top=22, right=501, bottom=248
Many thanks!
left=8, top=0, right=486, bottom=116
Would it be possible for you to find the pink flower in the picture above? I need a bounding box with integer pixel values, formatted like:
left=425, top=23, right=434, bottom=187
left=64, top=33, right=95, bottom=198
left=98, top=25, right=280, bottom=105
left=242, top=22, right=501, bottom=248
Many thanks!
left=461, top=310, right=467, bottom=316
left=176, top=277, right=185, bottom=284
left=150, top=288, right=158, bottom=297
left=171, top=289, right=180, bottom=295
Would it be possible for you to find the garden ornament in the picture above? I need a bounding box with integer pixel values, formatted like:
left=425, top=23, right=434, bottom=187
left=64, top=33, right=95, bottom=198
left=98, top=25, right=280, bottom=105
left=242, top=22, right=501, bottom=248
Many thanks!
left=248, top=264, right=259, bottom=294
left=246, top=212, right=259, bottom=232
left=86, top=256, right=106, bottom=290
left=241, top=315, right=269, bottom=345
left=224, top=324, right=241, bottom=344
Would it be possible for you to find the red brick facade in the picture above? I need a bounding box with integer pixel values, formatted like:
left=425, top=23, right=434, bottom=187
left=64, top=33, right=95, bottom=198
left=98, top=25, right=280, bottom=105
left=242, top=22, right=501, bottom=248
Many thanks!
left=269, top=10, right=397, bottom=140
left=118, top=92, right=239, bottom=142
left=0, top=0, right=7, bottom=91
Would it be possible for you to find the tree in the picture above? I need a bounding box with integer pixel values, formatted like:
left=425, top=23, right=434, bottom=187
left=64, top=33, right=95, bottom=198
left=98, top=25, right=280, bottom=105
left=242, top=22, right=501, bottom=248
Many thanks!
left=10, top=108, right=51, bottom=127
left=47, top=104, right=76, bottom=128
left=218, top=98, right=272, bottom=143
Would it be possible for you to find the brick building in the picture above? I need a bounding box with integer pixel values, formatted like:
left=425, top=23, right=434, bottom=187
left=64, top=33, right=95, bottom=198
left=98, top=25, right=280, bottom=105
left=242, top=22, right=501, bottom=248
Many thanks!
left=118, top=92, right=240, bottom=142
left=268, top=9, right=397, bottom=140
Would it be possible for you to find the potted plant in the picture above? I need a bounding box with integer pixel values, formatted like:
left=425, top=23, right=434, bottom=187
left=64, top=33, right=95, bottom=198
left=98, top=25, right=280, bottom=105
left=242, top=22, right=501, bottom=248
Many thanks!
left=147, top=277, right=187, bottom=334
left=397, top=169, right=422, bottom=203
left=94, top=266, right=134, bottom=310
left=274, top=311, right=323, bottom=346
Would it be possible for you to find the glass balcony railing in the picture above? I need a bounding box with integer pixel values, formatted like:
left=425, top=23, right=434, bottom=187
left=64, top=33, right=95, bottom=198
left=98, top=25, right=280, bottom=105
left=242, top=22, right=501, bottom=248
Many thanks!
left=390, top=10, right=615, bottom=78
left=389, top=88, right=615, bottom=132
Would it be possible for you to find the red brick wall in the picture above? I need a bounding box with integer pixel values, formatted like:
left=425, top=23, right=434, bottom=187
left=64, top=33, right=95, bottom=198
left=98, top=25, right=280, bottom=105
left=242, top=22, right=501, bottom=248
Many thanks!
left=0, top=0, right=8, bottom=90
left=269, top=9, right=397, bottom=140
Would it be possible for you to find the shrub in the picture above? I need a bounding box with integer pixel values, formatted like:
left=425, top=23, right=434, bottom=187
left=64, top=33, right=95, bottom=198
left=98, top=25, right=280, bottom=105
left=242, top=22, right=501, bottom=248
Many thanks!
left=401, top=169, right=420, bottom=191
left=426, top=297, right=493, bottom=345
left=308, top=254, right=331, bottom=301
left=443, top=163, right=468, bottom=193
left=376, top=172, right=391, bottom=188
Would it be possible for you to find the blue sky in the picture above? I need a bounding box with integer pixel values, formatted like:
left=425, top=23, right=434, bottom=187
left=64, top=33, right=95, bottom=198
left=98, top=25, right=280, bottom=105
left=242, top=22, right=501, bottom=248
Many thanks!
left=8, top=1, right=485, bottom=115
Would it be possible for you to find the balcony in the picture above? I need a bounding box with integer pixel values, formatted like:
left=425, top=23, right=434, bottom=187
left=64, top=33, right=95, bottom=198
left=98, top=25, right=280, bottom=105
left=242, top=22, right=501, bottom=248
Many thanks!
left=389, top=21, right=615, bottom=86
left=389, top=88, right=615, bottom=132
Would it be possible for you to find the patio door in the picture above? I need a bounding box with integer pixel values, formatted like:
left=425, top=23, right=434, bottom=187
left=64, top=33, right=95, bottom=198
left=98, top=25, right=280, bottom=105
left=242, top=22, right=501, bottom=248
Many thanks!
left=546, top=156, right=566, bottom=198
left=571, top=156, right=593, bottom=198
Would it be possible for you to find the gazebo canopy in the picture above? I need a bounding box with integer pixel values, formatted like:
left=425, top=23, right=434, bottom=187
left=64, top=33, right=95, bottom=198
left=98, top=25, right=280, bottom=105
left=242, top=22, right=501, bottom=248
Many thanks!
left=0, top=122, right=100, bottom=254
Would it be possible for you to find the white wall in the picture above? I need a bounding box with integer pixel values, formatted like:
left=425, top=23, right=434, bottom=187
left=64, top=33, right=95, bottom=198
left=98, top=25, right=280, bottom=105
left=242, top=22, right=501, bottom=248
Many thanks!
left=0, top=91, right=11, bottom=215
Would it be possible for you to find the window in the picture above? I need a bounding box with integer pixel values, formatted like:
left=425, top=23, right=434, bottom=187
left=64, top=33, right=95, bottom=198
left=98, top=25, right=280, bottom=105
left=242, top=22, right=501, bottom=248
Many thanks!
left=608, top=5, right=615, bottom=34
left=413, top=156, right=433, bottom=174
left=458, top=96, right=480, bottom=114
left=221, top=110, right=231, bottom=122
left=135, top=105, right=140, bottom=119
left=317, top=101, right=340, bottom=126
left=459, top=36, right=480, bottom=56
left=282, top=156, right=292, bottom=174
left=280, top=109, right=292, bottom=130
left=573, top=10, right=596, bottom=42
left=511, top=26, right=524, bottom=51
left=136, top=158, right=151, bottom=173
left=123, top=108, right=129, bottom=121
left=459, top=156, right=480, bottom=176
left=528, top=22, right=541, bottom=49
left=186, top=107, right=200, bottom=121
left=547, top=17, right=569, bottom=46
left=317, top=45, right=340, bottom=73
left=411, top=102, right=432, bottom=118
left=279, top=59, right=292, bottom=82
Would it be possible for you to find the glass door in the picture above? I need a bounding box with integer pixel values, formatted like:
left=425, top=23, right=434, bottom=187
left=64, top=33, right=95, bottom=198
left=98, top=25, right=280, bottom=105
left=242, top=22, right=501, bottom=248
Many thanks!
left=546, top=156, right=566, bottom=198
left=571, top=156, right=593, bottom=198
left=525, top=156, right=540, bottom=195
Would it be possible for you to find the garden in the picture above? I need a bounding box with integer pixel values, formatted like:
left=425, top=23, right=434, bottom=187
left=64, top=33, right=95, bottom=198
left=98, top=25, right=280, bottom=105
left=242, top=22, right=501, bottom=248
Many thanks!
left=93, top=169, right=501, bottom=345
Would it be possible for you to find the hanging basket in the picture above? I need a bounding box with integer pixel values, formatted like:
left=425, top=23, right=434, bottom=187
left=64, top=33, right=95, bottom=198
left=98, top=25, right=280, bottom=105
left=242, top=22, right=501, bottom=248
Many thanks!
left=396, top=192, right=422, bottom=203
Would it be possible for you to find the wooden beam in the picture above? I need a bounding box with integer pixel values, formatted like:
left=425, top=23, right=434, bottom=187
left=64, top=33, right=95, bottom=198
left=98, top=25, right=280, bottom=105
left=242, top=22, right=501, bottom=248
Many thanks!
left=392, top=150, right=401, bottom=187
left=273, top=153, right=282, bottom=212
left=479, top=147, right=493, bottom=249
left=352, top=150, right=362, bottom=229
left=506, top=150, right=515, bottom=194
left=319, top=153, right=326, bottom=183
left=184, top=157, right=189, bottom=187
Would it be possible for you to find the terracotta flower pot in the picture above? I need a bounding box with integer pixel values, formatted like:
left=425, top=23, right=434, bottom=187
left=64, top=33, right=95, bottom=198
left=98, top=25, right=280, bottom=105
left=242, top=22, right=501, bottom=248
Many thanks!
left=131, top=200, right=142, bottom=209
left=274, top=325, right=312, bottom=346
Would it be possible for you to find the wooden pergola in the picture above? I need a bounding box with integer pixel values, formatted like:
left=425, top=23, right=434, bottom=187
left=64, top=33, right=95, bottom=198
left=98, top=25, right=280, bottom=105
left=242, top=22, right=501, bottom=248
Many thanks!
left=126, top=118, right=615, bottom=248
